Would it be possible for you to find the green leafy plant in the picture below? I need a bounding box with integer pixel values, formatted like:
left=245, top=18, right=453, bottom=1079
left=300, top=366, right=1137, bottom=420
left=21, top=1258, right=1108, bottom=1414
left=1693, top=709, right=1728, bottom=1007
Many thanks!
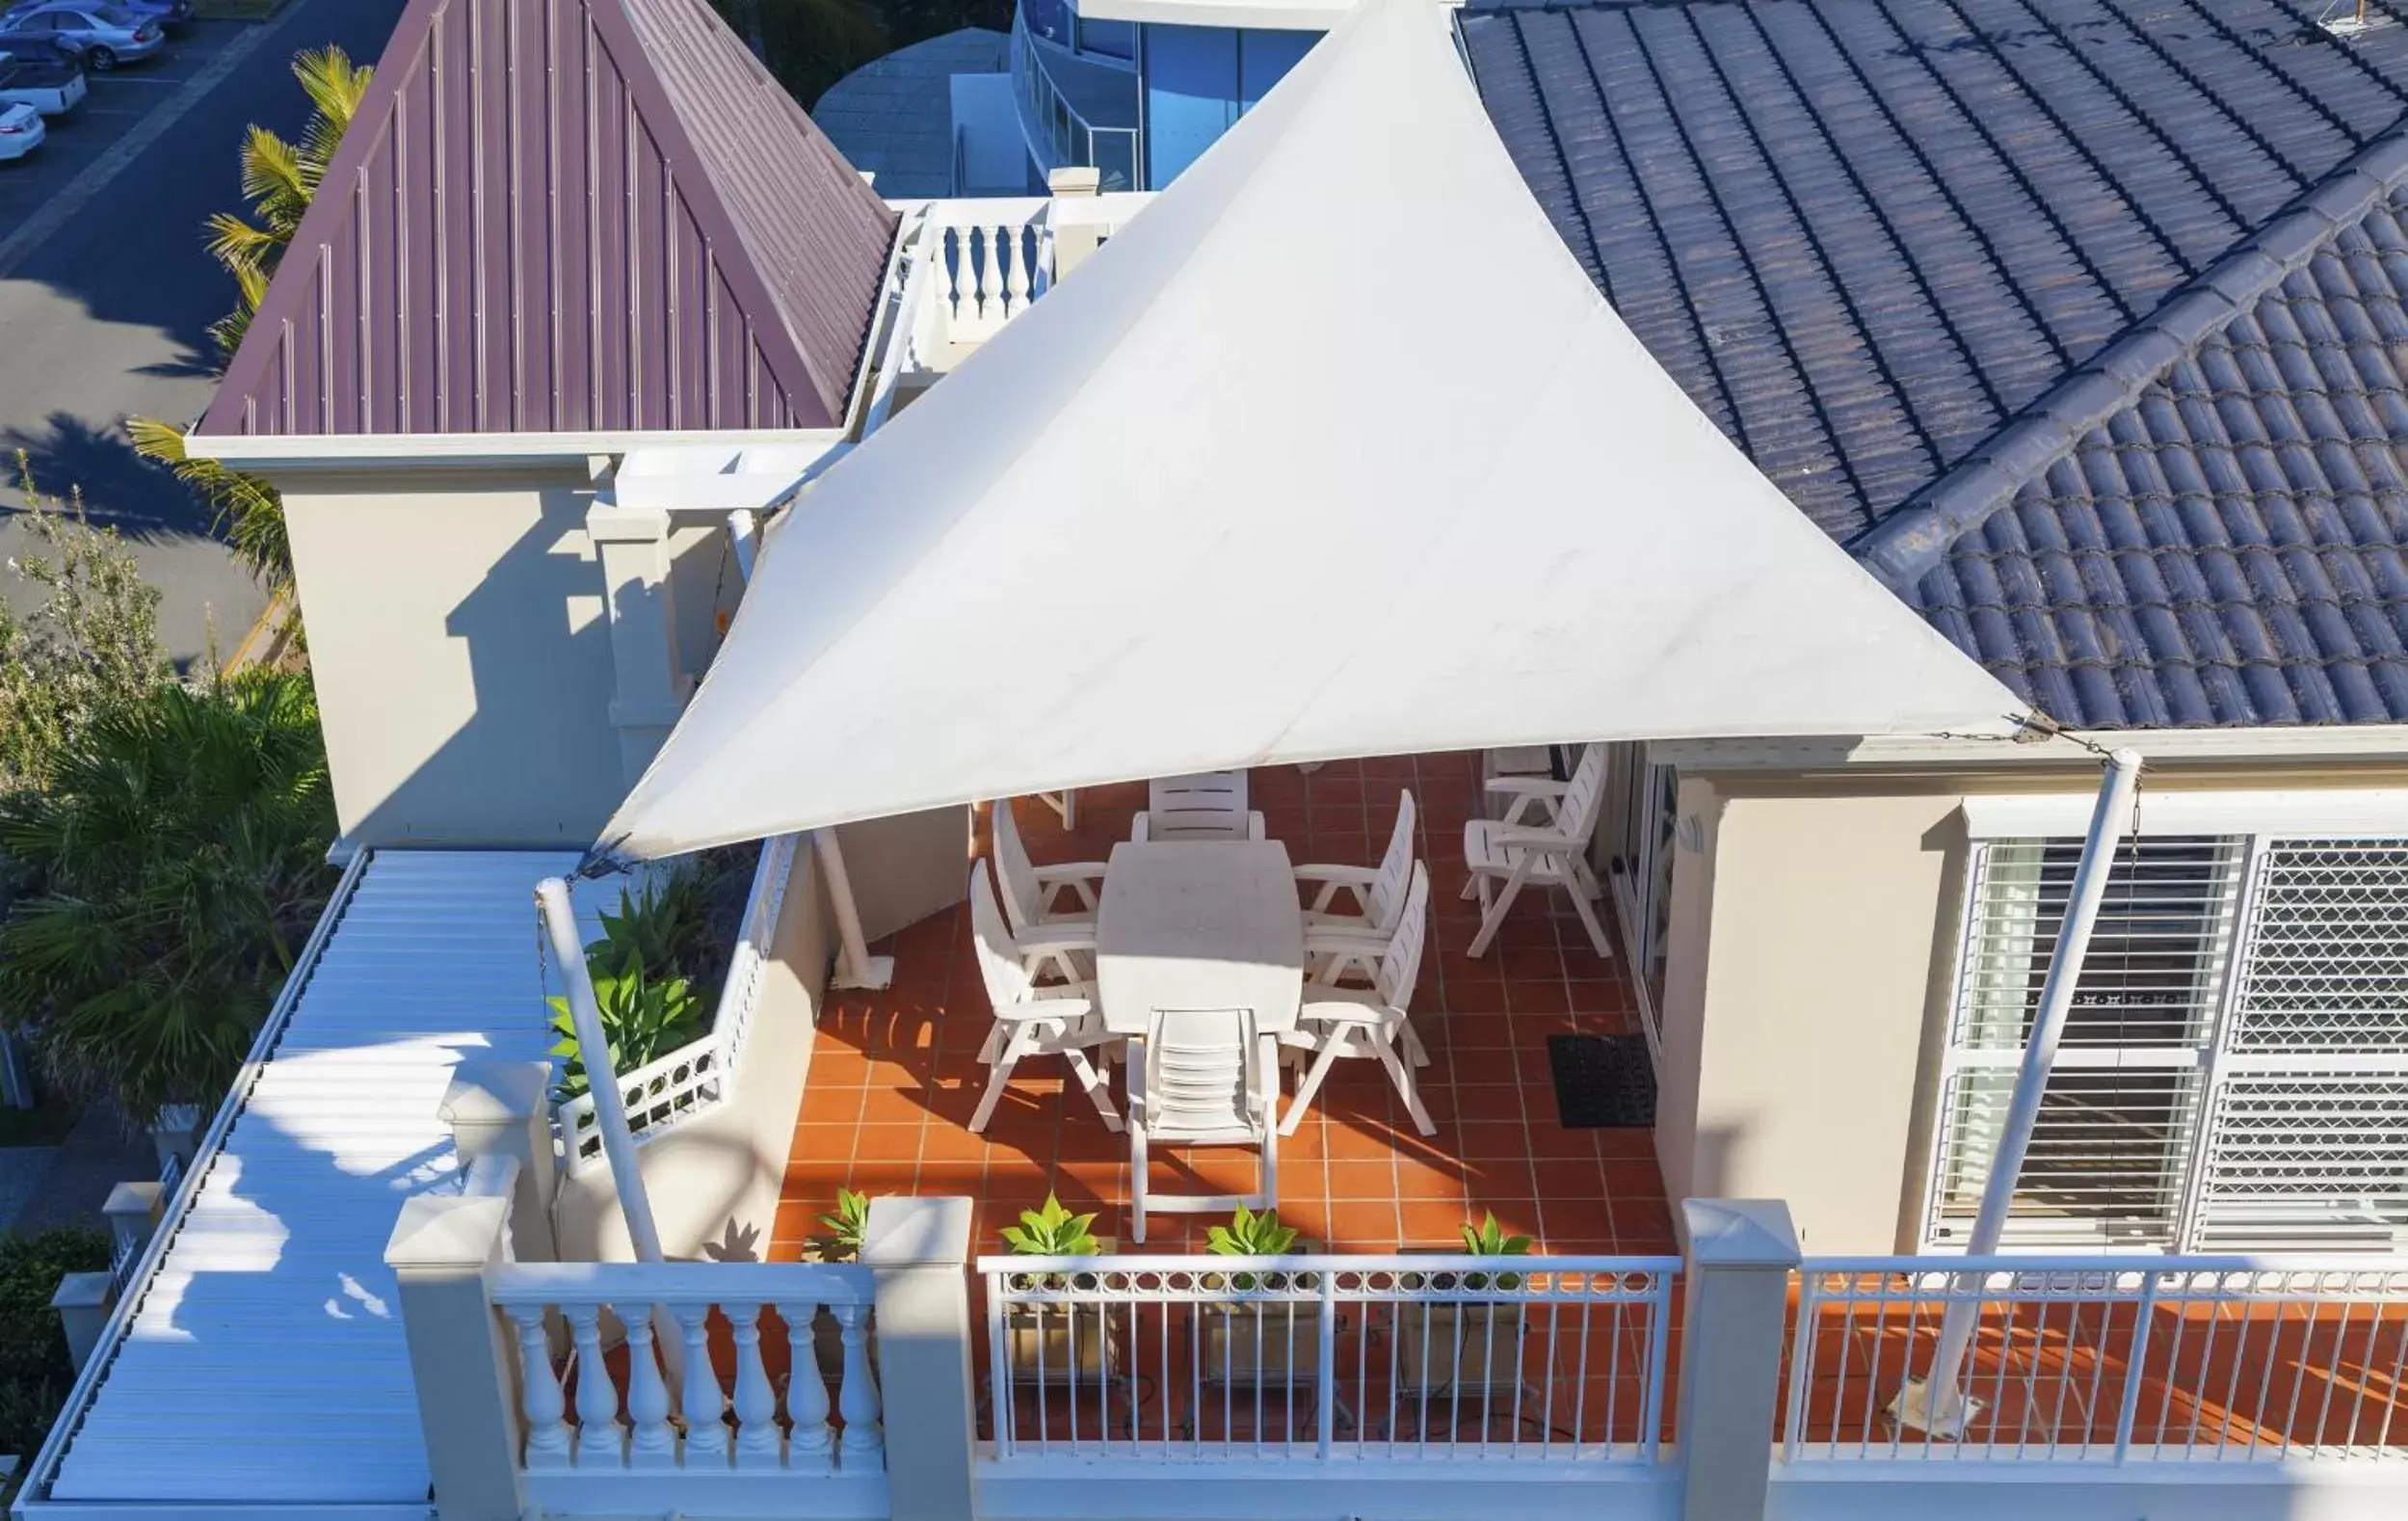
left=817, top=1187, right=870, bottom=1261
left=546, top=951, right=703, bottom=1101
left=589, top=868, right=713, bottom=983
left=0, top=671, right=336, bottom=1124
left=1204, top=1204, right=1299, bottom=1257
left=999, top=1193, right=1100, bottom=1256
left=0, top=1225, right=110, bottom=1496
left=0, top=454, right=171, bottom=797
left=130, top=45, right=376, bottom=594
left=1459, top=1211, right=1534, bottom=1292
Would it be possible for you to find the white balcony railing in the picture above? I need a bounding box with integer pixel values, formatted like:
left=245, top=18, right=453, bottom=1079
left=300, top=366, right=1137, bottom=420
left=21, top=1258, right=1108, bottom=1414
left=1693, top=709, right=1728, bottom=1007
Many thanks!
left=1785, top=1254, right=2408, bottom=1464
left=556, top=833, right=801, bottom=1176
left=490, top=1261, right=884, bottom=1489
left=980, top=1253, right=1678, bottom=1463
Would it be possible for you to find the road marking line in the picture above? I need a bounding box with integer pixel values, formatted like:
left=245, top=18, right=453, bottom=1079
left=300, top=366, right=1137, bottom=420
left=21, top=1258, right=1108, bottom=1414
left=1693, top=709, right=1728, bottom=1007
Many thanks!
left=0, top=5, right=320, bottom=281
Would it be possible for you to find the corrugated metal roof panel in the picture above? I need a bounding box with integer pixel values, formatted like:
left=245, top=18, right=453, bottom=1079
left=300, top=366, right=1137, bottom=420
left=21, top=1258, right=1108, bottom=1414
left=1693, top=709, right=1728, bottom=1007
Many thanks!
left=48, top=850, right=590, bottom=1506
left=197, top=0, right=898, bottom=440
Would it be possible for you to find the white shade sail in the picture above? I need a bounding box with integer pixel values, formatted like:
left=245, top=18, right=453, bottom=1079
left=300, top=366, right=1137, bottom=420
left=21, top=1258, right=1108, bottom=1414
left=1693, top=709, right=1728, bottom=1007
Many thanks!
left=597, top=0, right=2023, bottom=861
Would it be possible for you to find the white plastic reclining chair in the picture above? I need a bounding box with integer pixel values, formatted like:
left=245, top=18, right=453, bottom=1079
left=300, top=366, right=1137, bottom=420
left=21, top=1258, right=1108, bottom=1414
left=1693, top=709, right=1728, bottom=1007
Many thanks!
left=967, top=863, right=1123, bottom=1134
left=1293, top=788, right=1416, bottom=986
left=1130, top=773, right=1266, bottom=842
left=1127, top=1008, right=1279, bottom=1243
left=1281, top=864, right=1435, bottom=1136
left=990, top=798, right=1106, bottom=982
left=1461, top=742, right=1613, bottom=959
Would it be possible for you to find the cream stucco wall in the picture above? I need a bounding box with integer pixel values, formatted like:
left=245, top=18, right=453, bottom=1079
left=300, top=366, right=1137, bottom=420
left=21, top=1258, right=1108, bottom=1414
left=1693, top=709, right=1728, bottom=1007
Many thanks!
left=282, top=469, right=734, bottom=847
left=1653, top=757, right=2408, bottom=1255
left=1653, top=780, right=1964, bottom=1253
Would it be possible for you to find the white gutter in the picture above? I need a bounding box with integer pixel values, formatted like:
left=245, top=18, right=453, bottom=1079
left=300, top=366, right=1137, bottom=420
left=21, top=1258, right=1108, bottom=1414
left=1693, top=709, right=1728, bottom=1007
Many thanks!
left=182, top=426, right=847, bottom=469
left=1652, top=723, right=2408, bottom=771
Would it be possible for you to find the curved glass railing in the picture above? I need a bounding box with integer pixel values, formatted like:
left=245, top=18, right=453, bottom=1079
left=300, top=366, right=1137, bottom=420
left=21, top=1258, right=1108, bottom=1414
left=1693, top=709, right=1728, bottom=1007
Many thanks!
left=1011, top=8, right=1142, bottom=191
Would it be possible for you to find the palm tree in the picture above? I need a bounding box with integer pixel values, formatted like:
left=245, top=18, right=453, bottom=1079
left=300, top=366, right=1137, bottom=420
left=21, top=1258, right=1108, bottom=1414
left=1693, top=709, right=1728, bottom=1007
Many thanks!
left=0, top=671, right=337, bottom=1125
left=130, top=46, right=374, bottom=594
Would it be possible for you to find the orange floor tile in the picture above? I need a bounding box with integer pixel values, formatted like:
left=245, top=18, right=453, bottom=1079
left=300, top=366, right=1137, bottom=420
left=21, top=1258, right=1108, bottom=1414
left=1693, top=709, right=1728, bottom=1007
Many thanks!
left=774, top=753, right=1675, bottom=1263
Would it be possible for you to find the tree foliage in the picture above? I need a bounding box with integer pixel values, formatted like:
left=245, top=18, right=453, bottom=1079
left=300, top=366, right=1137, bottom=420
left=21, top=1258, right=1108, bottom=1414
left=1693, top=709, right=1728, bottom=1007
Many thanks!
left=0, top=453, right=172, bottom=798
left=130, top=45, right=374, bottom=594
left=0, top=671, right=337, bottom=1124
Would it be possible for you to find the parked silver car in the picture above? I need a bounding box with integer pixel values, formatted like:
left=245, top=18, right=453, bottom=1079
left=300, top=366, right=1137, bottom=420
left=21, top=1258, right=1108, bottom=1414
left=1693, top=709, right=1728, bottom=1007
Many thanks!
left=0, top=45, right=84, bottom=115
left=0, top=4, right=166, bottom=72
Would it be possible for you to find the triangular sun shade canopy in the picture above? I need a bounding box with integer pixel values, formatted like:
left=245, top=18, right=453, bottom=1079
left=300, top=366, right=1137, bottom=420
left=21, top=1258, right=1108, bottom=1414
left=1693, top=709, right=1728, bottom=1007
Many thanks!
left=598, top=0, right=2024, bottom=861
left=199, top=0, right=897, bottom=439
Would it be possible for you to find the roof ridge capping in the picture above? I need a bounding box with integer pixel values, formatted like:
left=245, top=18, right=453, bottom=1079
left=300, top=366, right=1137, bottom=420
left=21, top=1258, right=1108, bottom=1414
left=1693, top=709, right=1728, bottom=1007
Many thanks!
left=1849, top=122, right=2408, bottom=595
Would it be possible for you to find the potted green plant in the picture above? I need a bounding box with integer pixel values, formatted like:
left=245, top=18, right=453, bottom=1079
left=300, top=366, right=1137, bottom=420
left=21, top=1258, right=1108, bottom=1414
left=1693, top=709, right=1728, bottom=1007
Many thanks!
left=998, top=1195, right=1113, bottom=1389
left=1397, top=1213, right=1536, bottom=1421
left=1198, top=1206, right=1326, bottom=1422
left=803, top=1188, right=874, bottom=1377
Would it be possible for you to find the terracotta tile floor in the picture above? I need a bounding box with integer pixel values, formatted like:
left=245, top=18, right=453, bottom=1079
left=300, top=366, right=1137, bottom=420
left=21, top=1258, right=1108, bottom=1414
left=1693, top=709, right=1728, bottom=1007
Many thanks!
left=773, top=752, right=1675, bottom=1262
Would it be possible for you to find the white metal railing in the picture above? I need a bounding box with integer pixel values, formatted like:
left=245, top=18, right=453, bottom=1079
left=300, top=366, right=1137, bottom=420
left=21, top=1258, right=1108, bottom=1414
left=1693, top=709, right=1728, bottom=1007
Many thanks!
left=106, top=1150, right=188, bottom=1294
left=490, top=1261, right=883, bottom=1477
left=557, top=834, right=799, bottom=1175
left=1785, top=1255, right=2408, bottom=1463
left=980, top=1254, right=1678, bottom=1462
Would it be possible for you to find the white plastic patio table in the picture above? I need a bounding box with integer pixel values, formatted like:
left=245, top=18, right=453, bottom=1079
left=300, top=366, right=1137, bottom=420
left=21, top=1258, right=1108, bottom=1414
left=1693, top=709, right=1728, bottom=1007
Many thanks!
left=1094, top=841, right=1306, bottom=1035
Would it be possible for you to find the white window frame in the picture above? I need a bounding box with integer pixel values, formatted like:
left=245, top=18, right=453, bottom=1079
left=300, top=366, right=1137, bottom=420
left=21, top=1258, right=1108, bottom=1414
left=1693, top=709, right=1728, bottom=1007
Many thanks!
left=1925, top=802, right=2408, bottom=1254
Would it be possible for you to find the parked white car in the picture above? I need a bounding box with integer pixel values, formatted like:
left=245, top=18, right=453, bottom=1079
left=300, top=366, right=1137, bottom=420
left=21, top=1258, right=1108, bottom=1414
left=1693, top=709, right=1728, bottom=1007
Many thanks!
left=0, top=46, right=85, bottom=115
left=0, top=100, right=44, bottom=162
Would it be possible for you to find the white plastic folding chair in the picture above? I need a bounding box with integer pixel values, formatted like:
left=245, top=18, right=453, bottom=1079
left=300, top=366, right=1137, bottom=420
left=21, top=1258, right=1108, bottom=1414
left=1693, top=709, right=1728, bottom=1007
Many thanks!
left=1280, top=864, right=1435, bottom=1136
left=967, top=863, right=1123, bottom=1134
left=1293, top=788, right=1416, bottom=986
left=1126, top=1007, right=1280, bottom=1243
left=1461, top=742, right=1613, bottom=959
left=1130, top=772, right=1266, bottom=842
left=990, top=799, right=1106, bottom=982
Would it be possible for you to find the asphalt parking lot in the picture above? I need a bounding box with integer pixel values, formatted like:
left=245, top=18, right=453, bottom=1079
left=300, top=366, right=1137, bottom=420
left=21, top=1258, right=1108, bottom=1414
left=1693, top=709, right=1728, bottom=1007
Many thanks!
left=0, top=17, right=258, bottom=236
left=0, top=0, right=407, bottom=666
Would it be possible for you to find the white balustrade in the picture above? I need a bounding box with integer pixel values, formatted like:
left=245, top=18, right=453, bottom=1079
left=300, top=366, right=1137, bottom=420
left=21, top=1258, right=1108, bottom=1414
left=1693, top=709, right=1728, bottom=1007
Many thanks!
left=980, top=1253, right=1678, bottom=1463
left=490, top=1263, right=882, bottom=1478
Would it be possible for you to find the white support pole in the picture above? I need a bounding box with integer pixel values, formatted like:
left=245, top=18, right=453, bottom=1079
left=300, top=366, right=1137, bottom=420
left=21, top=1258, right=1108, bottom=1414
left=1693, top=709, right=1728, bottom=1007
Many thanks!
left=536, top=877, right=666, bottom=1264
left=1894, top=747, right=2144, bottom=1435
left=816, top=828, right=896, bottom=990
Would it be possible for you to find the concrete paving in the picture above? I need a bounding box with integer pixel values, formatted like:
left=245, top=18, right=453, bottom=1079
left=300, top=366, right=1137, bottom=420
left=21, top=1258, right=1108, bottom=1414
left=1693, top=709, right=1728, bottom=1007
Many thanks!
left=0, top=0, right=408, bottom=667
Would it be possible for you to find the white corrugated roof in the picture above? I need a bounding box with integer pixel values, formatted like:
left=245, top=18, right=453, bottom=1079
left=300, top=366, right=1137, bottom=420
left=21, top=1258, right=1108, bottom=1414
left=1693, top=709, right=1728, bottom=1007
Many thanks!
left=49, top=850, right=588, bottom=1506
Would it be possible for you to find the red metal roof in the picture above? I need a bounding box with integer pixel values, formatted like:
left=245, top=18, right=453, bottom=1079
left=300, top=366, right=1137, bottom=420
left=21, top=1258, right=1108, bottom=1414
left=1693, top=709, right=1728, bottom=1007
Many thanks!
left=198, top=0, right=899, bottom=439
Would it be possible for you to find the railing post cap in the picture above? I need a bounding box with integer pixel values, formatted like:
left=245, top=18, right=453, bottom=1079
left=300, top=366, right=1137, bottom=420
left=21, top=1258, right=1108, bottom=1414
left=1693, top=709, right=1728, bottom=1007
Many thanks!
left=102, top=1181, right=165, bottom=1219
left=861, top=1196, right=973, bottom=1268
left=1048, top=166, right=1101, bottom=197
left=440, top=1060, right=552, bottom=1127
left=384, top=1192, right=511, bottom=1271
left=1681, top=1198, right=1801, bottom=1268
left=50, top=1270, right=115, bottom=1312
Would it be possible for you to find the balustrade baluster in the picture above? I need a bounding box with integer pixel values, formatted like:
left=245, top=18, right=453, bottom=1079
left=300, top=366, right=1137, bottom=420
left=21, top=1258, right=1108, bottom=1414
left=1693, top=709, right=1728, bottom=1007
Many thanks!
left=564, top=1303, right=623, bottom=1468
left=622, top=1303, right=678, bottom=1468
left=507, top=1306, right=572, bottom=1469
left=1003, top=224, right=1030, bottom=317
left=731, top=1301, right=781, bottom=1470
left=673, top=1302, right=729, bottom=1465
left=946, top=228, right=968, bottom=324
left=779, top=1298, right=835, bottom=1472
left=833, top=1301, right=885, bottom=1465
left=978, top=227, right=1005, bottom=323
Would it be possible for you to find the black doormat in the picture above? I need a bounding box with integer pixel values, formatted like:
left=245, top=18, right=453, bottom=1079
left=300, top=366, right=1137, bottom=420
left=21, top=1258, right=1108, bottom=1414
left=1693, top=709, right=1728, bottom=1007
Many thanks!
left=1546, top=1034, right=1655, bottom=1128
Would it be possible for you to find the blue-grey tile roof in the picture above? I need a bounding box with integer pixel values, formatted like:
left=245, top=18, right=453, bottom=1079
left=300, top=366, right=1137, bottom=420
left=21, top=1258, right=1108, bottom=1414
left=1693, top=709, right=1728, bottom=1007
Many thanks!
left=1461, top=0, right=2408, bottom=729
left=814, top=28, right=1009, bottom=200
